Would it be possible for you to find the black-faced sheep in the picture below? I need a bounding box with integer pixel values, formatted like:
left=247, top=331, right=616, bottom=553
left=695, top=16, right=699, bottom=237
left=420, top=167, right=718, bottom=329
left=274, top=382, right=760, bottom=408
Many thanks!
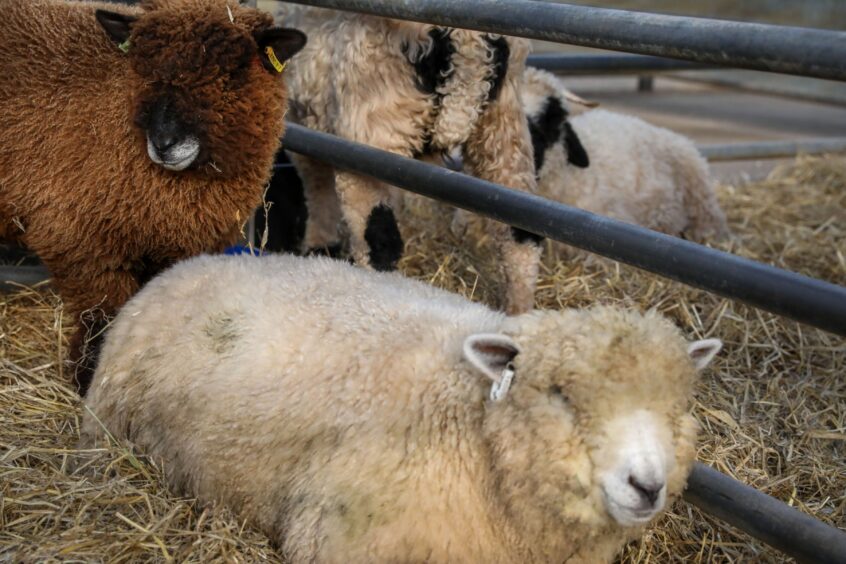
left=275, top=4, right=541, bottom=315
left=0, top=0, right=305, bottom=394
left=80, top=253, right=722, bottom=563
left=521, top=68, right=731, bottom=244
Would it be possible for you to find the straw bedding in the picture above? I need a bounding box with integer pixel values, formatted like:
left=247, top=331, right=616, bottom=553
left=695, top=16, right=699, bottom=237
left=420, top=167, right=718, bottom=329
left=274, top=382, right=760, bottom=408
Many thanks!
left=1, top=155, right=844, bottom=562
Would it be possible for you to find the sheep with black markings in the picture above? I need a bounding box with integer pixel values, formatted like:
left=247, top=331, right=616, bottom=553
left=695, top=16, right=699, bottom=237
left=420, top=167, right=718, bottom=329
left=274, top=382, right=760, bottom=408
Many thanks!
left=274, top=4, right=541, bottom=315
left=80, top=253, right=721, bottom=563
left=0, top=0, right=305, bottom=394
left=523, top=68, right=730, bottom=244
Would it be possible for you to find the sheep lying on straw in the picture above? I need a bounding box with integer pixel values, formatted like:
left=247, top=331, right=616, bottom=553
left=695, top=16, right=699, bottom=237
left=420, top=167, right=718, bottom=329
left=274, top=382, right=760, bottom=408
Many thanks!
left=81, top=252, right=721, bottom=563
left=275, top=4, right=542, bottom=314
left=0, top=0, right=305, bottom=394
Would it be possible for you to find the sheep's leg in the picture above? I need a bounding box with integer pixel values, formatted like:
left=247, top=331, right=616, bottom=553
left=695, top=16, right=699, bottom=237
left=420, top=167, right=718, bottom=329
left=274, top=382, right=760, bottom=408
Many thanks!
left=68, top=310, right=112, bottom=397
left=335, top=172, right=403, bottom=271
left=463, top=73, right=541, bottom=315
left=489, top=223, right=543, bottom=315
left=289, top=153, right=344, bottom=257
left=450, top=208, right=473, bottom=238
left=53, top=266, right=139, bottom=396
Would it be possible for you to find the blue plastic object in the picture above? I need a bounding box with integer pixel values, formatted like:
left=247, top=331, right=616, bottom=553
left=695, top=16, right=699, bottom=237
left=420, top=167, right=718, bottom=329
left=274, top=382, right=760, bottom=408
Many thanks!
left=223, top=245, right=263, bottom=256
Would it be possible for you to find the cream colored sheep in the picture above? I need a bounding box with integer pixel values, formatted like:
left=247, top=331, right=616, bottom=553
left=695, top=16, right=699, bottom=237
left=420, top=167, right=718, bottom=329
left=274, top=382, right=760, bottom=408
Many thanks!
left=523, top=68, right=730, bottom=245
left=80, top=253, right=721, bottom=563
left=275, top=4, right=540, bottom=314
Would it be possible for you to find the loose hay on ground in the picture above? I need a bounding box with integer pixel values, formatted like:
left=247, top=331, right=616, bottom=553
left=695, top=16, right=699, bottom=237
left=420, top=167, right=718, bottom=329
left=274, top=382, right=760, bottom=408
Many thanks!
left=1, top=155, right=844, bottom=562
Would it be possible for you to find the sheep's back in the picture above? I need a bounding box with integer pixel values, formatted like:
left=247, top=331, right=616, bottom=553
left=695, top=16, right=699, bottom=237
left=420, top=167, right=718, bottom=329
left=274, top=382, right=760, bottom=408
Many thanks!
left=546, top=110, right=696, bottom=234
left=82, top=254, right=502, bottom=535
left=0, top=1, right=132, bottom=197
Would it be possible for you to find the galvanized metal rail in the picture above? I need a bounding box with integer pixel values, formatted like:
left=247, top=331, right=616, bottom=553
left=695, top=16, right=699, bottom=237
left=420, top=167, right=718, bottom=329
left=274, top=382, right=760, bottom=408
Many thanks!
left=0, top=265, right=50, bottom=292
left=398, top=140, right=846, bottom=167
left=699, top=138, right=846, bottom=161
left=280, top=0, right=846, bottom=81
left=685, top=463, right=846, bottom=564
left=527, top=53, right=713, bottom=74
left=281, top=123, right=846, bottom=337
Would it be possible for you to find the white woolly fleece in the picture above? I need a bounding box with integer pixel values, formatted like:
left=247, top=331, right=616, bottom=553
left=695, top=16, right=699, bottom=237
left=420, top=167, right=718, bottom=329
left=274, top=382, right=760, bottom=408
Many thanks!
left=80, top=253, right=716, bottom=563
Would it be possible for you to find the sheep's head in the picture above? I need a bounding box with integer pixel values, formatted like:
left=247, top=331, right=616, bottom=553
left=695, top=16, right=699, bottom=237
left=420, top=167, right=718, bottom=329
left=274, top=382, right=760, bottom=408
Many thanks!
left=95, top=0, right=305, bottom=174
left=464, top=306, right=720, bottom=554
left=522, top=68, right=591, bottom=171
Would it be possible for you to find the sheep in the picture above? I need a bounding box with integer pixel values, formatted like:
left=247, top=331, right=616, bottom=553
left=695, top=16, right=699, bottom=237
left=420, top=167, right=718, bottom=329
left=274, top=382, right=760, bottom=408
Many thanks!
left=522, top=68, right=731, bottom=245
left=0, top=0, right=305, bottom=395
left=274, top=4, right=542, bottom=315
left=80, top=252, right=722, bottom=563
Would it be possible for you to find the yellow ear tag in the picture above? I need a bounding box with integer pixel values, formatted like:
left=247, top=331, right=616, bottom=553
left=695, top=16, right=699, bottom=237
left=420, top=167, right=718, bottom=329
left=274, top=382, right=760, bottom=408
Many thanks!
left=265, top=46, right=286, bottom=73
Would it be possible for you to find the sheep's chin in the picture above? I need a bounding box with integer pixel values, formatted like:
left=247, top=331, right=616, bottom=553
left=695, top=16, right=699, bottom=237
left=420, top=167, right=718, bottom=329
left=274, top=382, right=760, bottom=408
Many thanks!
left=603, top=492, right=663, bottom=527
left=146, top=136, right=201, bottom=172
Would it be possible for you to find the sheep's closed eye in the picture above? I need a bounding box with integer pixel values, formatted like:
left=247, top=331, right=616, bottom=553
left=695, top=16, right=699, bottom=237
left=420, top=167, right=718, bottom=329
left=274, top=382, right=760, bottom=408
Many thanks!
left=549, top=384, right=569, bottom=404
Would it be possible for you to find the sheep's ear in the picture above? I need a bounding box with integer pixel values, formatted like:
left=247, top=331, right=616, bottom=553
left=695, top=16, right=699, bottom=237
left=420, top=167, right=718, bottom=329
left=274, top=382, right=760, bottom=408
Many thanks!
left=561, top=90, right=600, bottom=109
left=687, top=339, right=722, bottom=371
left=95, top=10, right=136, bottom=45
left=256, top=28, right=307, bottom=74
left=563, top=122, right=589, bottom=168
left=463, top=333, right=519, bottom=384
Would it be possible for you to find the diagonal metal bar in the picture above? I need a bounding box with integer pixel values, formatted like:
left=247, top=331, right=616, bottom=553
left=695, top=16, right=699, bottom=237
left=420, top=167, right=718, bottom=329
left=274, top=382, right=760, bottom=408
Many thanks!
left=279, top=0, right=846, bottom=81
left=281, top=123, right=846, bottom=336
left=685, top=463, right=846, bottom=564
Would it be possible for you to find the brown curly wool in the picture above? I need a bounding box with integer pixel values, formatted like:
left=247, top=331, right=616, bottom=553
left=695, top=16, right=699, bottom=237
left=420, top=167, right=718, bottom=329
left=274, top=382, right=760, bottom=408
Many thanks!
left=0, top=0, right=304, bottom=394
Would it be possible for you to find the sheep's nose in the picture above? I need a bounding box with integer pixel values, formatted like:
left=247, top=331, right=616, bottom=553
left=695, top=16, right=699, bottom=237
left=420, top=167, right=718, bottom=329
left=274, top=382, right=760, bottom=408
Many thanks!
left=151, top=132, right=179, bottom=154
left=628, top=475, right=663, bottom=506
left=149, top=100, right=185, bottom=154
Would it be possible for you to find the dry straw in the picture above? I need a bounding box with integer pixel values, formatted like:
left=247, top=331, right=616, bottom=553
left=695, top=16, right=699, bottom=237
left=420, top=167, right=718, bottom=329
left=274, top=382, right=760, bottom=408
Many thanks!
left=1, top=155, right=844, bottom=562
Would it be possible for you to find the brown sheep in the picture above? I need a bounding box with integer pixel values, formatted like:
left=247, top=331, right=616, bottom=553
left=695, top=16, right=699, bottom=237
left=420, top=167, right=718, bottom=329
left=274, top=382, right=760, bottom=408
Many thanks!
left=0, top=0, right=305, bottom=395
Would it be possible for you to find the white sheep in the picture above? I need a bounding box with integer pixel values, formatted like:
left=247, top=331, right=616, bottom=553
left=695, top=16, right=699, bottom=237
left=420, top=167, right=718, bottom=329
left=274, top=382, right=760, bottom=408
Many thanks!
left=453, top=69, right=731, bottom=252
left=275, top=4, right=541, bottom=314
left=523, top=68, right=731, bottom=245
left=80, top=253, right=722, bottom=563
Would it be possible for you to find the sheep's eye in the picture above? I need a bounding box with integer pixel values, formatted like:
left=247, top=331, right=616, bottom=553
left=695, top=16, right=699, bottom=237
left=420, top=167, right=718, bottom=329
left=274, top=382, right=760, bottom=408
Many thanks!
left=549, top=384, right=569, bottom=403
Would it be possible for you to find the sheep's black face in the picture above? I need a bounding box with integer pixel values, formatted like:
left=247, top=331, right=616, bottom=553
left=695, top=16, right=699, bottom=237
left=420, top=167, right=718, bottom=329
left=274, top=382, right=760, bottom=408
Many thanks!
left=136, top=93, right=204, bottom=171
left=95, top=2, right=306, bottom=175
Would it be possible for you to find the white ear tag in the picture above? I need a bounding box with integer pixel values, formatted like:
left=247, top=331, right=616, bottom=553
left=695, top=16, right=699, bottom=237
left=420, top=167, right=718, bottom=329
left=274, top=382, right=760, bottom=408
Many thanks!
left=490, top=363, right=515, bottom=402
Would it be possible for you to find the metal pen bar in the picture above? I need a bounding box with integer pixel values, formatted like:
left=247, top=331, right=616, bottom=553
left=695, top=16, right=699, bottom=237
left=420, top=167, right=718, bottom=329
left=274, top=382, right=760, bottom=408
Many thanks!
left=0, top=265, right=50, bottom=292
left=281, top=123, right=846, bottom=336
left=436, top=138, right=845, bottom=164
left=8, top=132, right=845, bottom=334
left=405, top=139, right=846, bottom=169
left=699, top=138, right=846, bottom=161
left=527, top=53, right=713, bottom=74
left=281, top=0, right=846, bottom=81
left=685, top=463, right=846, bottom=564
